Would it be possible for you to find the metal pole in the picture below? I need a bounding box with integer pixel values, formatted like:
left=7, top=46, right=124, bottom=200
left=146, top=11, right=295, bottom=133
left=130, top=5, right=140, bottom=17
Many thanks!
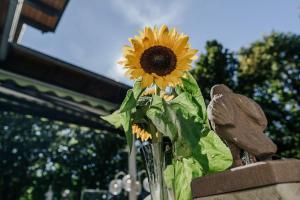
left=0, top=0, right=24, bottom=60
left=8, top=0, right=24, bottom=42
left=128, top=138, right=137, bottom=200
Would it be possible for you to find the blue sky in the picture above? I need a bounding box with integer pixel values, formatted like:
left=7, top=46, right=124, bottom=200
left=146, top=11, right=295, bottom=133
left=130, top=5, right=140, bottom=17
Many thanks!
left=21, top=0, right=300, bottom=85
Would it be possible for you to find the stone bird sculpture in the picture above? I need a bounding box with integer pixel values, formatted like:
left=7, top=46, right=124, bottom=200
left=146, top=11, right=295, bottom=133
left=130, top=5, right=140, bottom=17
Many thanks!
left=207, top=84, right=277, bottom=167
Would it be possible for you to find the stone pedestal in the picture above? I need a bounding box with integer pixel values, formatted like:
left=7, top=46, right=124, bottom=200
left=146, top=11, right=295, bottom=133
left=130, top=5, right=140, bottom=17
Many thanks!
left=195, top=183, right=300, bottom=200
left=191, top=159, right=300, bottom=200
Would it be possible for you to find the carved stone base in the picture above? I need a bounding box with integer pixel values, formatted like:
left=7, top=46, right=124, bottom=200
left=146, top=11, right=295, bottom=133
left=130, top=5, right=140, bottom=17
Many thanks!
left=191, top=159, right=300, bottom=200
left=195, top=183, right=300, bottom=200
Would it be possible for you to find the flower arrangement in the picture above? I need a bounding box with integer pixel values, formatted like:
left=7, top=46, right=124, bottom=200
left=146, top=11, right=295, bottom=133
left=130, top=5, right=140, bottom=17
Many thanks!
left=103, top=25, right=232, bottom=200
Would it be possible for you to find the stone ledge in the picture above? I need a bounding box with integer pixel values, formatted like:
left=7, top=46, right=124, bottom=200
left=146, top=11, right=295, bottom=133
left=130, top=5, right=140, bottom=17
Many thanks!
left=191, top=159, right=300, bottom=198
left=195, top=183, right=300, bottom=200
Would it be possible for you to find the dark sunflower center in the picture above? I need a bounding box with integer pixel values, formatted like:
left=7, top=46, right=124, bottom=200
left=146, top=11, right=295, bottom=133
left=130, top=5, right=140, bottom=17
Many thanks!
left=140, top=45, right=177, bottom=76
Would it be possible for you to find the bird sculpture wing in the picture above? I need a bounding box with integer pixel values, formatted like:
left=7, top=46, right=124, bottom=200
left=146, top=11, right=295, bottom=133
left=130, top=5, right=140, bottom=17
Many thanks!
left=207, top=94, right=235, bottom=126
left=234, top=94, right=268, bottom=129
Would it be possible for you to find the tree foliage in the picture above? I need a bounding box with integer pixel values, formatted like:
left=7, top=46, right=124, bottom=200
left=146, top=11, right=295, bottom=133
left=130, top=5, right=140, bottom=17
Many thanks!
left=238, top=32, right=300, bottom=158
left=191, top=32, right=300, bottom=158
left=191, top=40, right=237, bottom=101
left=0, top=111, right=127, bottom=200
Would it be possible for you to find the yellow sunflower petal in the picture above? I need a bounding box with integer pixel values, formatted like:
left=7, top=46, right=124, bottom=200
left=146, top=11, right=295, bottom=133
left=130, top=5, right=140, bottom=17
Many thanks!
left=144, top=27, right=155, bottom=44
left=142, top=36, right=151, bottom=49
left=173, top=35, right=189, bottom=54
left=171, top=70, right=184, bottom=77
left=141, top=73, right=153, bottom=88
left=168, top=27, right=178, bottom=48
left=163, top=94, right=174, bottom=101
left=129, top=38, right=143, bottom=52
left=123, top=57, right=140, bottom=68
left=131, top=125, right=152, bottom=142
left=177, top=57, right=193, bottom=67
left=177, top=49, right=198, bottom=61
left=153, top=25, right=159, bottom=41
left=131, top=68, right=145, bottom=78
left=124, top=69, right=134, bottom=78
left=165, top=74, right=181, bottom=87
left=176, top=65, right=192, bottom=70
left=153, top=76, right=161, bottom=89
left=123, top=45, right=134, bottom=55
left=142, top=88, right=156, bottom=96
left=155, top=76, right=168, bottom=89
left=124, top=53, right=138, bottom=61
left=158, top=24, right=169, bottom=46
left=141, top=132, right=146, bottom=141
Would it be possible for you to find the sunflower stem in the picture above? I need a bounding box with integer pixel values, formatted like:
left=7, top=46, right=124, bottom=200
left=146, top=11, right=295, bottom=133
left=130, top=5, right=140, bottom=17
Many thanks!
left=152, top=84, right=163, bottom=143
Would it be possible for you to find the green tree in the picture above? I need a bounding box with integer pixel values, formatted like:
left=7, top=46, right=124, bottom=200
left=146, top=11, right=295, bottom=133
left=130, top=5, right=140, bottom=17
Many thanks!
left=191, top=33, right=300, bottom=158
left=238, top=32, right=300, bottom=158
left=191, top=40, right=237, bottom=101
left=0, top=111, right=128, bottom=200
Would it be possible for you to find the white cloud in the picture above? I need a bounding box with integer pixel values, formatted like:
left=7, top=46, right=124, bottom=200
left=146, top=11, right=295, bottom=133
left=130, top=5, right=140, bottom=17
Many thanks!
left=110, top=0, right=188, bottom=27
left=111, top=63, right=126, bottom=81
left=107, top=54, right=133, bottom=85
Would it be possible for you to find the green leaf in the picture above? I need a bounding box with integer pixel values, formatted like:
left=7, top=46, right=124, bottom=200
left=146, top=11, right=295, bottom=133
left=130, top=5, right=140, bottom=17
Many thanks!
left=174, top=110, right=232, bottom=173
left=120, top=111, right=133, bottom=150
left=151, top=94, right=163, bottom=108
left=169, top=93, right=200, bottom=118
left=173, top=158, right=204, bottom=200
left=102, top=110, right=133, bottom=149
left=199, top=130, right=233, bottom=173
left=101, top=111, right=122, bottom=128
left=173, top=139, right=192, bottom=158
left=132, top=108, right=148, bottom=124
left=180, top=72, right=209, bottom=125
left=101, top=80, right=143, bottom=149
left=163, top=164, right=174, bottom=189
left=174, top=110, right=209, bottom=171
left=119, top=90, right=135, bottom=112
left=119, top=80, right=143, bottom=112
left=132, top=79, right=143, bottom=98
left=181, top=72, right=202, bottom=96
left=146, top=95, right=178, bottom=140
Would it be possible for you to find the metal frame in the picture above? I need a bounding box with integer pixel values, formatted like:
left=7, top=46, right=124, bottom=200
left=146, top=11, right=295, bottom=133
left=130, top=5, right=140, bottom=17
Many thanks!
left=0, top=0, right=18, bottom=60
left=1, top=43, right=130, bottom=104
left=0, top=84, right=121, bottom=133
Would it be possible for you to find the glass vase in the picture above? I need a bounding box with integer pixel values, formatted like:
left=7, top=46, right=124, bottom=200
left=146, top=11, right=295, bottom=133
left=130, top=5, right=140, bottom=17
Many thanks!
left=140, top=137, right=174, bottom=200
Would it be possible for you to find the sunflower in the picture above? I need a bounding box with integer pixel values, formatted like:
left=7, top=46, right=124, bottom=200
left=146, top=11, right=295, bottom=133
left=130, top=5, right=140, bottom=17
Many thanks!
left=119, top=25, right=198, bottom=89
left=142, top=88, right=174, bottom=101
left=132, top=124, right=152, bottom=141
